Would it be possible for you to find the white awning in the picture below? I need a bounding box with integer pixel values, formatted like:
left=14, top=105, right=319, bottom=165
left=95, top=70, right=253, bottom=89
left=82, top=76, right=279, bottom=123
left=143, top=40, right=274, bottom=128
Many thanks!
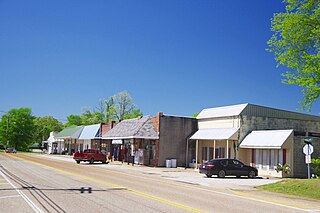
left=189, top=128, right=239, bottom=140
left=240, top=129, right=293, bottom=149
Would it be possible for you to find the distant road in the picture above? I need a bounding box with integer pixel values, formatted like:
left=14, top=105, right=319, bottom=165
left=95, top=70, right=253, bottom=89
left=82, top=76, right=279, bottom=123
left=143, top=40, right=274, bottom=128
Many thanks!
left=0, top=153, right=316, bottom=213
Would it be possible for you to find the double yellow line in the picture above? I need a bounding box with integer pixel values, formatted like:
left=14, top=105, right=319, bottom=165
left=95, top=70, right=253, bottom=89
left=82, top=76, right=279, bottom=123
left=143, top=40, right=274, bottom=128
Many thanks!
left=6, top=154, right=207, bottom=213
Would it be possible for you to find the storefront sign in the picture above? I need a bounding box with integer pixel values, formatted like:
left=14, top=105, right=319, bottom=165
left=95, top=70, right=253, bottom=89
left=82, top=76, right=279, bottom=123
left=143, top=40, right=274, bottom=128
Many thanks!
left=112, top=139, right=123, bottom=144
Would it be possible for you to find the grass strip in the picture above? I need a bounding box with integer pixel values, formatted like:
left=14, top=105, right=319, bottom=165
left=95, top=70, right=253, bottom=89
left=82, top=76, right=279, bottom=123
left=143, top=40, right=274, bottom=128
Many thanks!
left=257, top=179, right=320, bottom=200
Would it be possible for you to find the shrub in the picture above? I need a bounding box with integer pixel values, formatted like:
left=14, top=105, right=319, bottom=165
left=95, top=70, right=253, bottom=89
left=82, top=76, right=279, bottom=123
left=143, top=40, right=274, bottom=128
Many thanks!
left=311, top=158, right=320, bottom=176
left=275, top=163, right=291, bottom=174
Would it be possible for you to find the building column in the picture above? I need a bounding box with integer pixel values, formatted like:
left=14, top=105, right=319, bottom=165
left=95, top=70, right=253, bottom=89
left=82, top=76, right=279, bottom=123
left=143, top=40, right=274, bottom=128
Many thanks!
left=68, top=139, right=71, bottom=154
left=213, top=140, right=216, bottom=159
left=195, top=140, right=199, bottom=169
left=227, top=140, right=229, bottom=158
left=186, top=139, right=189, bottom=168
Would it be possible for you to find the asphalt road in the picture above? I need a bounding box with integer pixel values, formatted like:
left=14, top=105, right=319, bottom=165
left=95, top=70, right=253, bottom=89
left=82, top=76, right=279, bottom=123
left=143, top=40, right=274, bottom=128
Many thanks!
left=0, top=153, right=319, bottom=213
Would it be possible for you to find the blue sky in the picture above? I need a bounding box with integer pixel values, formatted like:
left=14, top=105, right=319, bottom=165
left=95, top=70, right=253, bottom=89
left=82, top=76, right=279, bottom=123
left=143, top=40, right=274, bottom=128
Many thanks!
left=0, top=1, right=318, bottom=122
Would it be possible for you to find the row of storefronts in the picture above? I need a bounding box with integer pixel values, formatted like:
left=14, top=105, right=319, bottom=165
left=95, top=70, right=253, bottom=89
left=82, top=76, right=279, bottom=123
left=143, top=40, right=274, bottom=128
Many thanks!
left=43, top=103, right=320, bottom=177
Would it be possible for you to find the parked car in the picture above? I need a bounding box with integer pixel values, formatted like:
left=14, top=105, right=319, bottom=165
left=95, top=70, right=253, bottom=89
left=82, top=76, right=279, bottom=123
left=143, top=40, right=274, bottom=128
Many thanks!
left=5, top=148, right=16, bottom=153
left=199, top=158, right=258, bottom=178
left=73, top=149, right=108, bottom=164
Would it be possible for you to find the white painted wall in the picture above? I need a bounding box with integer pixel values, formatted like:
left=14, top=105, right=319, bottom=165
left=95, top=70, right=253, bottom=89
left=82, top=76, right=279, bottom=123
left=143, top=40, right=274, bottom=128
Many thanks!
left=198, top=117, right=241, bottom=129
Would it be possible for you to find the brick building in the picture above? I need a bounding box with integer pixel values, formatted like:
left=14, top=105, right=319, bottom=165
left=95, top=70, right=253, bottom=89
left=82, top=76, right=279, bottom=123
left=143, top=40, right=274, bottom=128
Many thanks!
left=102, top=113, right=197, bottom=167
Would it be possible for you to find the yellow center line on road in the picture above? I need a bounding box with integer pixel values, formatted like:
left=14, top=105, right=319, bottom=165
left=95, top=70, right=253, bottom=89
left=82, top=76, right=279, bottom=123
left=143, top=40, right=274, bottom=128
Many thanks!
left=0, top=182, right=10, bottom=185
left=6, top=154, right=207, bottom=213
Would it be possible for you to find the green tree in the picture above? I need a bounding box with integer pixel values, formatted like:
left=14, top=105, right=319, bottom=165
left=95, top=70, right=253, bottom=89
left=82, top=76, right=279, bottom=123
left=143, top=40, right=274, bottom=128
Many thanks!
left=65, top=114, right=82, bottom=127
left=106, top=91, right=141, bottom=121
left=0, top=108, right=35, bottom=150
left=80, top=106, right=104, bottom=125
left=123, top=109, right=143, bottom=120
left=267, top=0, right=320, bottom=111
left=34, top=116, right=63, bottom=143
left=105, top=97, right=118, bottom=123
left=192, top=112, right=199, bottom=118
left=65, top=91, right=143, bottom=125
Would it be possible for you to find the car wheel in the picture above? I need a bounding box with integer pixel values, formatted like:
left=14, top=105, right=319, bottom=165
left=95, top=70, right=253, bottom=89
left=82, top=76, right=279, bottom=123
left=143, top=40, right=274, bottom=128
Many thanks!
left=248, top=170, right=256, bottom=179
left=218, top=170, right=226, bottom=178
left=206, top=174, right=212, bottom=178
left=90, top=158, right=94, bottom=164
left=76, top=160, right=80, bottom=164
left=102, top=159, right=106, bottom=164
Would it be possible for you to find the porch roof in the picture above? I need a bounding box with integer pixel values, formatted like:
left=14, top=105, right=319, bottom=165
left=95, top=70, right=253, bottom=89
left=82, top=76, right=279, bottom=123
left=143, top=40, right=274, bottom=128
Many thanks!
left=78, top=124, right=100, bottom=140
left=239, top=129, right=293, bottom=149
left=189, top=128, right=239, bottom=140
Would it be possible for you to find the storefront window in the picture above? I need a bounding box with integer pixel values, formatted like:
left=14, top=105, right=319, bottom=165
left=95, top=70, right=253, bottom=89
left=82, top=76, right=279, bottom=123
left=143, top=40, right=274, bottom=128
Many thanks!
left=262, top=150, right=267, bottom=170
left=215, top=147, right=225, bottom=158
left=254, top=149, right=259, bottom=168
left=203, top=147, right=208, bottom=161
left=209, top=147, right=214, bottom=159
left=270, top=150, right=275, bottom=169
left=278, top=150, right=283, bottom=165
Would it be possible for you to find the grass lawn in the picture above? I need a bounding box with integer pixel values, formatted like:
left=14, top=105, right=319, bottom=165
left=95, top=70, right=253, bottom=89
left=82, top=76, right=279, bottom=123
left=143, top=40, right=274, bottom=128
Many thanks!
left=257, top=179, right=320, bottom=200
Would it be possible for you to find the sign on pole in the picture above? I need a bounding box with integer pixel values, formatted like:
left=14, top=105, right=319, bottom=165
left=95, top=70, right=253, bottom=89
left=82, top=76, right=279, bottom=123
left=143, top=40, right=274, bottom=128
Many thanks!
left=303, top=143, right=314, bottom=179
left=303, top=144, right=314, bottom=155
left=305, top=155, right=311, bottom=164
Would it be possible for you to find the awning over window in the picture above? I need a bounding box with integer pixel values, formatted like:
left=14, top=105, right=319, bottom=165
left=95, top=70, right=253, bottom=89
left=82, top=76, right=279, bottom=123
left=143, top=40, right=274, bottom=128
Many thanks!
left=239, top=129, right=293, bottom=149
left=189, top=128, right=239, bottom=140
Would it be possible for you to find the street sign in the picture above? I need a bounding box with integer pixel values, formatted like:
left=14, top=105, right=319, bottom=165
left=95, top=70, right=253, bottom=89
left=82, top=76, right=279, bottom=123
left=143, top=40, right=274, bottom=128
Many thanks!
left=303, top=144, right=314, bottom=179
left=303, top=144, right=314, bottom=155
left=305, top=155, right=311, bottom=164
left=304, top=137, right=313, bottom=143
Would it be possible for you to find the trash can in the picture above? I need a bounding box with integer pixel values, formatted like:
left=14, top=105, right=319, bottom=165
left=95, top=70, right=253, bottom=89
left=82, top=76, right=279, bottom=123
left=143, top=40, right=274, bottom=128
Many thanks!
left=166, top=159, right=172, bottom=168
left=171, top=159, right=177, bottom=168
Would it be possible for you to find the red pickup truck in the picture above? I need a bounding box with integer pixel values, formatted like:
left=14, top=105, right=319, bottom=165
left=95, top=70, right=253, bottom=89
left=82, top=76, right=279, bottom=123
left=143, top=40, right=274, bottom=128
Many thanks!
left=73, top=149, right=107, bottom=164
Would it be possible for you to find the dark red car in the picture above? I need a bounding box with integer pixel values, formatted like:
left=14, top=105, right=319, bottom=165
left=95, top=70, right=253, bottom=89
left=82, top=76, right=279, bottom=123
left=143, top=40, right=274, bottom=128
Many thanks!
left=73, top=149, right=108, bottom=164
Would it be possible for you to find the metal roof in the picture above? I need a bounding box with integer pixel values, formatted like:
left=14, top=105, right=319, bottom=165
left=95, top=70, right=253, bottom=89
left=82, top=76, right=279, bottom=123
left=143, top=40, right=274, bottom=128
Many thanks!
left=102, top=116, right=159, bottom=140
left=189, top=128, right=239, bottom=140
left=239, top=129, right=293, bottom=149
left=197, top=103, right=320, bottom=121
left=78, top=124, right=100, bottom=140
left=197, top=104, right=248, bottom=119
left=55, top=126, right=84, bottom=139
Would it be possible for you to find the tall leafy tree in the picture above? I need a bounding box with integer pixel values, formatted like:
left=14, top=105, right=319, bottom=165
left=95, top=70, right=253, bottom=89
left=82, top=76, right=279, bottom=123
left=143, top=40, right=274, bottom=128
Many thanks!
left=267, top=0, right=320, bottom=111
left=105, top=97, right=118, bottom=123
left=65, top=114, right=82, bottom=127
left=106, top=91, right=141, bottom=121
left=80, top=106, right=104, bottom=125
left=34, top=116, right=63, bottom=143
left=0, top=108, right=35, bottom=150
left=123, top=109, right=143, bottom=120
left=65, top=91, right=143, bottom=125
